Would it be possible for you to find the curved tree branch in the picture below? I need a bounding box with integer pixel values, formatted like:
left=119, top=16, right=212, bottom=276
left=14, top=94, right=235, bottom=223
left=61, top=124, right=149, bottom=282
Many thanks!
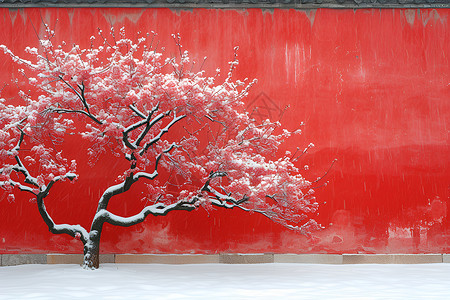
left=1, top=131, right=38, bottom=193
left=36, top=194, right=89, bottom=244
left=128, top=104, right=147, bottom=119
left=122, top=106, right=164, bottom=151
left=96, top=200, right=195, bottom=228
left=2, top=126, right=87, bottom=243
left=96, top=174, right=137, bottom=212
left=51, top=108, right=103, bottom=125
left=55, top=77, right=103, bottom=125
left=8, top=131, right=40, bottom=187
left=207, top=197, right=313, bottom=234
left=141, top=113, right=186, bottom=155
left=0, top=179, right=37, bottom=195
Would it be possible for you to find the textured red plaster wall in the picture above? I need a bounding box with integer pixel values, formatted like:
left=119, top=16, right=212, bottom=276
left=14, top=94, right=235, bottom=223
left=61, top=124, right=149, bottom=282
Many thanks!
left=0, top=8, right=448, bottom=254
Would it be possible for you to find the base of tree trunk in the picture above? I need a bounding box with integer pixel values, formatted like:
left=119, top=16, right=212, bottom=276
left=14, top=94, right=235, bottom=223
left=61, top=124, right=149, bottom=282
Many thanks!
left=83, top=243, right=100, bottom=269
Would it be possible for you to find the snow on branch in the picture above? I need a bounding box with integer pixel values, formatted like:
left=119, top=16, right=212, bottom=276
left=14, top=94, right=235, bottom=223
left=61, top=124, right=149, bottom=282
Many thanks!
left=0, top=179, right=36, bottom=195
left=11, top=135, right=40, bottom=188
left=37, top=195, right=89, bottom=244
left=95, top=200, right=195, bottom=228
left=123, top=106, right=165, bottom=151
left=140, top=112, right=186, bottom=155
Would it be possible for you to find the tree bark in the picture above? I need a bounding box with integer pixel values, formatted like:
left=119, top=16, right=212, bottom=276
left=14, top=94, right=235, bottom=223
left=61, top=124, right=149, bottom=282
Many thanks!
left=83, top=230, right=102, bottom=269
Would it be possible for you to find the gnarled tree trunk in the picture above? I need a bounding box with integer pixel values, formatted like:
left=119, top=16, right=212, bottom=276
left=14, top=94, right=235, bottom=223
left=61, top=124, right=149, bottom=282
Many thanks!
left=83, top=230, right=102, bottom=269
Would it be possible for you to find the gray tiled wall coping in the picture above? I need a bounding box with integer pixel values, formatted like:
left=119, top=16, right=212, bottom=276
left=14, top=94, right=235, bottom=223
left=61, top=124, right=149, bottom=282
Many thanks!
left=0, top=0, right=449, bottom=9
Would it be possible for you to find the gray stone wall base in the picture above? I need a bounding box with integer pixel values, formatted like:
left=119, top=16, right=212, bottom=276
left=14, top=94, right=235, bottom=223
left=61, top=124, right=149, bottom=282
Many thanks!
left=220, top=254, right=274, bottom=264
left=115, top=254, right=219, bottom=264
left=1, top=253, right=449, bottom=266
left=1, top=254, right=47, bottom=266
left=342, top=254, right=443, bottom=264
left=274, top=254, right=343, bottom=264
left=47, top=254, right=115, bottom=265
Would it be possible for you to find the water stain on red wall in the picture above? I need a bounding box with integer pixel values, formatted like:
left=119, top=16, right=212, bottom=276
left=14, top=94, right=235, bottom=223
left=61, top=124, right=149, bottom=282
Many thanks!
left=0, top=8, right=448, bottom=254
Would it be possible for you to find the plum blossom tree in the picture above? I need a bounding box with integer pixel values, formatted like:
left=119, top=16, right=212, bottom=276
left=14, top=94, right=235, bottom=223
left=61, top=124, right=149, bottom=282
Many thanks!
left=0, top=27, right=320, bottom=269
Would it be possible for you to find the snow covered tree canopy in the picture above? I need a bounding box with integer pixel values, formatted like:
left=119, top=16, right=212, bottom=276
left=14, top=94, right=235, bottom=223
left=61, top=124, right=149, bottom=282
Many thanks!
left=0, top=26, right=320, bottom=268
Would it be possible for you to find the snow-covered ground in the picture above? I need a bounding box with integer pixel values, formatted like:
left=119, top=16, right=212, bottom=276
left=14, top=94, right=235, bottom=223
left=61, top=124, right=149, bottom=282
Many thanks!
left=1, top=263, right=449, bottom=299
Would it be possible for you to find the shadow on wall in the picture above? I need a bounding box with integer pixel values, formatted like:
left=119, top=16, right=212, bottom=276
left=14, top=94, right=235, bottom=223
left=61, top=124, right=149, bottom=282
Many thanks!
left=289, top=197, right=448, bottom=254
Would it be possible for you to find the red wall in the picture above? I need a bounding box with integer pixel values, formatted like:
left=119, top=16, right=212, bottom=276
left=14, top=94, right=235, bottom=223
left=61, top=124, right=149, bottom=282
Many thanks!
left=0, top=8, right=448, bottom=254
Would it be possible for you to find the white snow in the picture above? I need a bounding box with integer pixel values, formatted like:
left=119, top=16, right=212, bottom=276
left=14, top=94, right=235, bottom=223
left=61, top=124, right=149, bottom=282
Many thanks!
left=0, top=263, right=449, bottom=299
